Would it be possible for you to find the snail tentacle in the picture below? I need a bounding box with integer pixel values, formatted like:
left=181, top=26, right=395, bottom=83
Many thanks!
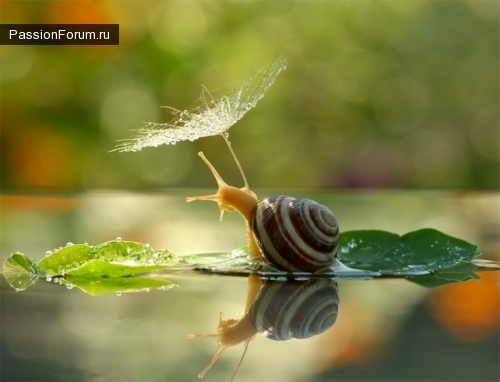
left=187, top=151, right=262, bottom=260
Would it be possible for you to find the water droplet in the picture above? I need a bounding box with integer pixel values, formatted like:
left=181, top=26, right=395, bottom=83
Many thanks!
left=116, top=237, right=122, bottom=242
left=408, top=264, right=424, bottom=269
left=116, top=291, right=122, bottom=297
left=66, top=242, right=73, bottom=246
left=46, top=276, right=52, bottom=282
left=45, top=251, right=52, bottom=257
left=66, top=284, right=74, bottom=290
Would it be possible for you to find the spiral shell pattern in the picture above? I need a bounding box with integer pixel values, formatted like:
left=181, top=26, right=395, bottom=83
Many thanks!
left=251, top=196, right=339, bottom=272
left=250, top=278, right=339, bottom=341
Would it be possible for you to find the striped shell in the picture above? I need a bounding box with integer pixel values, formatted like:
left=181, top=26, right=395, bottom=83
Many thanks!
left=250, top=278, right=339, bottom=341
left=251, top=196, right=339, bottom=272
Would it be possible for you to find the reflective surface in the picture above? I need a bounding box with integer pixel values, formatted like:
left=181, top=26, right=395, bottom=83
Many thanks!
left=1, top=191, right=499, bottom=381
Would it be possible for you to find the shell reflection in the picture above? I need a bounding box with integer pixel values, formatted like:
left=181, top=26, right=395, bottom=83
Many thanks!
left=187, top=275, right=340, bottom=379
left=252, top=277, right=339, bottom=341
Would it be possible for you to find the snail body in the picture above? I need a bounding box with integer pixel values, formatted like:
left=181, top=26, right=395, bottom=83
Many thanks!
left=187, top=151, right=339, bottom=272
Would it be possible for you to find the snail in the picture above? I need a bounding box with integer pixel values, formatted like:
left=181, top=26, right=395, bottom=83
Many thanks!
left=188, top=274, right=339, bottom=379
left=187, top=143, right=339, bottom=273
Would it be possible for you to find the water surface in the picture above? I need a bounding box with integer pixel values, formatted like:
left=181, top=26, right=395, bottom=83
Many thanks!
left=1, top=190, right=499, bottom=381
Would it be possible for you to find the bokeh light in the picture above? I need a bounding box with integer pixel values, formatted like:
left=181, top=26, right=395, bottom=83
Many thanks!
left=0, top=0, right=498, bottom=190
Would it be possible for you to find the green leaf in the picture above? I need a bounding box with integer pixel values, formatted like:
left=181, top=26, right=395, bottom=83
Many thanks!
left=2, top=253, right=45, bottom=291
left=66, top=260, right=167, bottom=278
left=187, top=229, right=481, bottom=281
left=3, top=241, right=180, bottom=293
left=3, top=252, right=45, bottom=275
left=338, top=228, right=480, bottom=274
left=38, top=244, right=94, bottom=276
left=407, top=262, right=481, bottom=288
left=37, top=240, right=178, bottom=277
left=63, top=275, right=179, bottom=296
left=184, top=247, right=248, bottom=266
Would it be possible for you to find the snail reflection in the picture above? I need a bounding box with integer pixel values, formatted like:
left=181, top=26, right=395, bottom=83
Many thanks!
left=188, top=274, right=340, bottom=379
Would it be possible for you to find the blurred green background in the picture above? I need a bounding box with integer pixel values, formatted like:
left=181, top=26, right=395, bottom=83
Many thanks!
left=1, top=0, right=498, bottom=190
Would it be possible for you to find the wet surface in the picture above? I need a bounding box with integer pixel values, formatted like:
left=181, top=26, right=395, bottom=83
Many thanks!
left=1, top=191, right=499, bottom=381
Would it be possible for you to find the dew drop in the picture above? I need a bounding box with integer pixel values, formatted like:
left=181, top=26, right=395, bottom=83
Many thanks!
left=116, top=237, right=122, bottom=242
left=45, top=251, right=52, bottom=257
left=66, top=242, right=73, bottom=246
left=46, top=276, right=52, bottom=282
left=116, top=291, right=122, bottom=297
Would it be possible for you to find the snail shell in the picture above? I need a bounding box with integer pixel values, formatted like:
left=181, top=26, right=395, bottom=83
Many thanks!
left=251, top=196, right=340, bottom=272
left=250, top=277, right=339, bottom=341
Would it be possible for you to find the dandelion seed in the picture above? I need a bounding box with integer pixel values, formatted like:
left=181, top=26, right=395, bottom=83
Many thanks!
left=112, top=54, right=288, bottom=153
